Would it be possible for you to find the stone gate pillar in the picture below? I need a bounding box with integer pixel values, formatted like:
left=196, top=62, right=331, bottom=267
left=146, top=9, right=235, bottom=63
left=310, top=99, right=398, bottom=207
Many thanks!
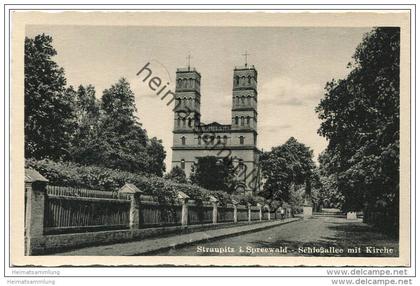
left=25, top=169, right=49, bottom=255
left=232, top=199, right=238, bottom=223
left=118, top=183, right=143, bottom=229
left=264, top=205, right=271, bottom=220
left=178, top=191, right=190, bottom=226
left=257, top=203, right=262, bottom=221
left=210, top=196, right=218, bottom=224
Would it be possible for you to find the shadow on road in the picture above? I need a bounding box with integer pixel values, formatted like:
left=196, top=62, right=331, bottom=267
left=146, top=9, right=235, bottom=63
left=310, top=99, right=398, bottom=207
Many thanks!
left=253, top=219, right=399, bottom=257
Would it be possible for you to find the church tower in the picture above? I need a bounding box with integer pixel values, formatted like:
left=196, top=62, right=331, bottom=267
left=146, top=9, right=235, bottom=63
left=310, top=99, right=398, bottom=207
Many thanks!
left=174, top=67, right=201, bottom=130
left=231, top=64, right=258, bottom=135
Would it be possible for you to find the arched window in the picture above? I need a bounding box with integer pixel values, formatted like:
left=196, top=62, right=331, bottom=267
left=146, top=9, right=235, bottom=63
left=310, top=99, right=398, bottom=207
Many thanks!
left=235, top=76, right=239, bottom=85
left=180, top=159, right=185, bottom=170
left=198, top=136, right=202, bottom=145
left=177, top=117, right=180, bottom=126
left=246, top=116, right=250, bottom=125
left=210, top=136, right=215, bottom=145
left=239, top=136, right=244, bottom=145
left=181, top=136, right=186, bottom=145
left=240, top=116, right=244, bottom=126
left=217, top=136, right=221, bottom=144
left=235, top=116, right=239, bottom=125
left=223, top=135, right=228, bottom=144
left=182, top=118, right=186, bottom=127
left=241, top=96, right=245, bottom=104
left=182, top=78, right=187, bottom=88
left=248, top=76, right=251, bottom=84
left=247, top=96, right=251, bottom=105
left=188, top=118, right=192, bottom=127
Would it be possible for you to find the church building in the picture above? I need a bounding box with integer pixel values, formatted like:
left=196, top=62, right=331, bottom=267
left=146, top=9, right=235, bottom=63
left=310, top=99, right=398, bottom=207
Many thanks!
left=171, top=61, right=261, bottom=194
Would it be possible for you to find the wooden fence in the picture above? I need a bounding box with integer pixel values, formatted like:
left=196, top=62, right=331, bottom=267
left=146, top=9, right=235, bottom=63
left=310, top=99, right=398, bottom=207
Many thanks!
left=188, top=202, right=214, bottom=225
left=25, top=169, right=297, bottom=255
left=28, top=182, right=293, bottom=236
left=44, top=196, right=131, bottom=234
left=237, top=205, right=249, bottom=222
left=217, top=205, right=235, bottom=223
left=140, top=201, right=182, bottom=227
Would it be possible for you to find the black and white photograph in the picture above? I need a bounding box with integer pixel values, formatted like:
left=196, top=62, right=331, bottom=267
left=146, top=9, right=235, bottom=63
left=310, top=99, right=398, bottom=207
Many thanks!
left=8, top=9, right=411, bottom=269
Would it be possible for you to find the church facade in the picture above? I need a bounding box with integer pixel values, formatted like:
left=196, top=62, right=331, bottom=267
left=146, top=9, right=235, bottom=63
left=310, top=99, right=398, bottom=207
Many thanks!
left=171, top=64, right=261, bottom=194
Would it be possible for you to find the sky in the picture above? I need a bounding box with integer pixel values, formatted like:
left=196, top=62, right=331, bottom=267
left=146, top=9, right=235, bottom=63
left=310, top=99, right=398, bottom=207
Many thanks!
left=26, top=25, right=372, bottom=170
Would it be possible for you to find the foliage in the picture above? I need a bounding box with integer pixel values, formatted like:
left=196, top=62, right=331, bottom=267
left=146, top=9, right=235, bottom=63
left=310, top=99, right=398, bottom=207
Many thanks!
left=164, top=166, right=188, bottom=184
left=24, top=34, right=166, bottom=177
left=26, top=158, right=269, bottom=207
left=68, top=84, right=101, bottom=164
left=146, top=137, right=166, bottom=177
left=190, top=156, right=237, bottom=193
left=317, top=150, right=345, bottom=209
left=25, top=34, right=76, bottom=160
left=259, top=137, right=315, bottom=202
left=95, top=78, right=151, bottom=173
left=316, top=28, right=399, bottom=219
left=26, top=158, right=175, bottom=204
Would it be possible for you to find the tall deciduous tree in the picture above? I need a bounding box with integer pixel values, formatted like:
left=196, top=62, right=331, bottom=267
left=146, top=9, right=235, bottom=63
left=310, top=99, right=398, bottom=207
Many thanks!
left=25, top=34, right=76, bottom=159
left=316, top=28, right=399, bottom=231
left=96, top=78, right=151, bottom=173
left=190, top=156, right=236, bottom=193
left=68, top=84, right=101, bottom=164
left=146, top=137, right=166, bottom=177
left=317, top=150, right=344, bottom=209
left=259, top=137, right=315, bottom=202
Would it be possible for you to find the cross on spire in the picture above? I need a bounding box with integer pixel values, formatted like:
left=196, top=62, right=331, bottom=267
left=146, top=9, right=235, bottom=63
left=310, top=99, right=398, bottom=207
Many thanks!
left=242, top=50, right=250, bottom=67
left=186, top=53, right=192, bottom=70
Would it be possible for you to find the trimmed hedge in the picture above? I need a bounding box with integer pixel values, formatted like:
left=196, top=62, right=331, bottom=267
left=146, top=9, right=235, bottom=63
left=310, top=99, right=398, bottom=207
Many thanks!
left=25, top=159, right=269, bottom=206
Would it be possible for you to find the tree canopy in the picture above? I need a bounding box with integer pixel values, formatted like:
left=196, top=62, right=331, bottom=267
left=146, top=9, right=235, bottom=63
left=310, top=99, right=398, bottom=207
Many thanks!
left=25, top=34, right=166, bottom=176
left=316, top=28, right=399, bottom=217
left=25, top=34, right=76, bottom=160
left=190, top=156, right=237, bottom=193
left=164, top=166, right=188, bottom=184
left=259, top=137, right=315, bottom=202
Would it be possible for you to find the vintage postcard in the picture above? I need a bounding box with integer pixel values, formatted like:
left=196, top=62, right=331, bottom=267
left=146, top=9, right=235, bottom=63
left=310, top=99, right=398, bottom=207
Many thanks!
left=8, top=9, right=411, bottom=268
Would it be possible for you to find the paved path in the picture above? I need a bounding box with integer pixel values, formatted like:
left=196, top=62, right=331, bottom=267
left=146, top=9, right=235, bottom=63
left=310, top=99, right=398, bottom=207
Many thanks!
left=52, top=218, right=300, bottom=256
left=156, top=216, right=399, bottom=257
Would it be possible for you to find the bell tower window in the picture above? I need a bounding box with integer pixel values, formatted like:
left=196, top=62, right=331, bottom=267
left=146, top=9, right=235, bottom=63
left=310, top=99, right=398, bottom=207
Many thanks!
left=239, top=136, right=244, bottom=145
left=181, top=136, right=186, bottom=145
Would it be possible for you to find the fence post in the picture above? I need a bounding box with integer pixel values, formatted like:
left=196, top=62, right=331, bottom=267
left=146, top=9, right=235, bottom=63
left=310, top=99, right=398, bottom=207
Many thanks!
left=118, top=183, right=142, bottom=229
left=210, top=196, right=218, bottom=224
left=247, top=203, right=252, bottom=222
left=265, top=205, right=271, bottom=220
left=257, top=203, right=262, bottom=221
left=178, top=191, right=190, bottom=226
left=25, top=169, right=49, bottom=255
left=232, top=200, right=238, bottom=223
